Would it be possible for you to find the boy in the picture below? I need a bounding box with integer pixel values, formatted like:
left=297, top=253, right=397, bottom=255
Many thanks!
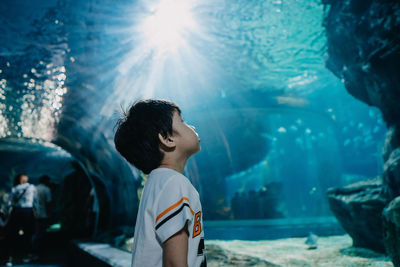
left=114, top=99, right=206, bottom=267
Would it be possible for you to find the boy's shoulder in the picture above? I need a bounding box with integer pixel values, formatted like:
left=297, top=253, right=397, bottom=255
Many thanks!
left=147, top=168, right=197, bottom=196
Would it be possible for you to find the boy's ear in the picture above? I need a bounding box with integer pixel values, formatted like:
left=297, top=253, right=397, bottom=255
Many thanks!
left=158, top=133, right=176, bottom=150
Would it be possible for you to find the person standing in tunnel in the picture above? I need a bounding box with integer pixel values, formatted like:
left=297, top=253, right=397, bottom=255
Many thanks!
left=5, top=173, right=37, bottom=265
left=114, top=99, right=206, bottom=267
left=32, top=175, right=52, bottom=258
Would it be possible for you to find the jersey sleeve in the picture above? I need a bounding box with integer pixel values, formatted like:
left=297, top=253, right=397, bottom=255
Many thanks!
left=154, top=175, right=195, bottom=244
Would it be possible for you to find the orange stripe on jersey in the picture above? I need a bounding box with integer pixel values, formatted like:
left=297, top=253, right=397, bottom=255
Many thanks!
left=155, top=197, right=194, bottom=223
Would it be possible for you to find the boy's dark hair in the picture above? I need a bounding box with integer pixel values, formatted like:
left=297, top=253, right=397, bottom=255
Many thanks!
left=114, top=99, right=181, bottom=174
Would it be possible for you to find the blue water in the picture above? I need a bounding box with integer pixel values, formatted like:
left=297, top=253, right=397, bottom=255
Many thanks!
left=0, top=0, right=387, bottom=235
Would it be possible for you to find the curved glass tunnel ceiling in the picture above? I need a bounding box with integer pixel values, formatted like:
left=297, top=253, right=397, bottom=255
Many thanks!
left=0, top=138, right=110, bottom=238
left=0, top=137, right=74, bottom=187
left=0, top=0, right=387, bottom=229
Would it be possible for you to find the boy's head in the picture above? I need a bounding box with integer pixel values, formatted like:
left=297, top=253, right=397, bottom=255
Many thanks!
left=114, top=99, right=200, bottom=174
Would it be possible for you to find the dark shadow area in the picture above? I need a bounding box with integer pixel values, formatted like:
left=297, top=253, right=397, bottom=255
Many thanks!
left=0, top=139, right=107, bottom=266
left=340, top=247, right=388, bottom=259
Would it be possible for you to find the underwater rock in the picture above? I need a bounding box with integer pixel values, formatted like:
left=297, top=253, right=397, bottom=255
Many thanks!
left=323, top=0, right=400, bottom=263
left=327, top=178, right=388, bottom=252
left=383, top=197, right=400, bottom=267
left=383, top=127, right=400, bottom=163
left=323, top=0, right=400, bottom=126
left=383, top=148, right=400, bottom=200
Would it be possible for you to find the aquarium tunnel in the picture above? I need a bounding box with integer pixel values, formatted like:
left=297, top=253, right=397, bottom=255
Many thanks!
left=1, top=0, right=400, bottom=266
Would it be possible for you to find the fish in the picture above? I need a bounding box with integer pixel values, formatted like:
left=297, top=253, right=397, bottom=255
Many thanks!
left=305, top=232, right=318, bottom=250
left=276, top=96, right=309, bottom=107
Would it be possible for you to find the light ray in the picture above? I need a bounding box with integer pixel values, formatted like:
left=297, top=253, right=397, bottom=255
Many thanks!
left=140, top=0, right=198, bottom=54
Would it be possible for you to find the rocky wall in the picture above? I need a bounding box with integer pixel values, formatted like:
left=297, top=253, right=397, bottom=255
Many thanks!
left=323, top=0, right=400, bottom=263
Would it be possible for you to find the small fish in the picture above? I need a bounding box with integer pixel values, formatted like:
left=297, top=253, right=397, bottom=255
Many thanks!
left=369, top=110, right=375, bottom=118
left=261, top=133, right=277, bottom=142
left=277, top=127, right=287, bottom=133
left=305, top=232, right=318, bottom=250
left=276, top=96, right=309, bottom=107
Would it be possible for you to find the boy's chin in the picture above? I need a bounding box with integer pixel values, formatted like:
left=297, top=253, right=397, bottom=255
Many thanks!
left=189, top=145, right=201, bottom=156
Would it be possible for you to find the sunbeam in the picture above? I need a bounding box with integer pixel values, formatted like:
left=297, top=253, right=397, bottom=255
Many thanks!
left=104, top=0, right=224, bottom=113
left=141, top=0, right=198, bottom=53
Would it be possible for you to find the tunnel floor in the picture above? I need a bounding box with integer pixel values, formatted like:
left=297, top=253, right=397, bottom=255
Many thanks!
left=0, top=231, right=69, bottom=267
left=8, top=264, right=64, bottom=267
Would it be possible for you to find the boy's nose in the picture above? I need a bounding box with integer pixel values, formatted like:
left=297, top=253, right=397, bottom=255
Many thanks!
left=189, top=125, right=196, bottom=131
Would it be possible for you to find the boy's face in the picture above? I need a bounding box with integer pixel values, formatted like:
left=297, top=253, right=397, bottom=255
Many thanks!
left=171, top=110, right=201, bottom=156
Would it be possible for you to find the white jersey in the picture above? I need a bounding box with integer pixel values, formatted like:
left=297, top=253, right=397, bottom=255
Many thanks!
left=131, top=168, right=206, bottom=267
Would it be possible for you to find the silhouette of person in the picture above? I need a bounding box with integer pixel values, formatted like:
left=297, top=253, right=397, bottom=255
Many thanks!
left=5, top=173, right=37, bottom=265
left=32, top=175, right=52, bottom=256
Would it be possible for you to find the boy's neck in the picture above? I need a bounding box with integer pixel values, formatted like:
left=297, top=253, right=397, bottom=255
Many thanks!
left=158, top=157, right=187, bottom=174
